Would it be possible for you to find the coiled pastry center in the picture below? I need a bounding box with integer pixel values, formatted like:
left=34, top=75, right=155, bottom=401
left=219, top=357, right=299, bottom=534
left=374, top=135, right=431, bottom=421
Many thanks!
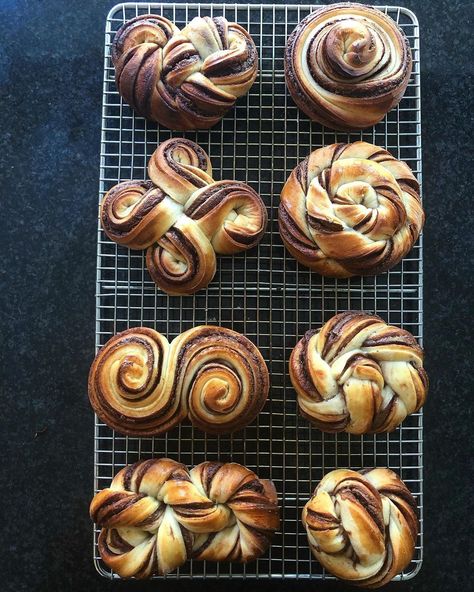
left=192, top=366, right=241, bottom=414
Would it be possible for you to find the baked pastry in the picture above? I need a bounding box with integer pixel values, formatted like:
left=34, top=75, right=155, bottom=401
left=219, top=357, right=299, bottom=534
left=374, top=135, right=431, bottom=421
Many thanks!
left=91, top=458, right=280, bottom=578
left=279, top=141, right=424, bottom=277
left=101, top=137, right=267, bottom=295
left=285, top=3, right=412, bottom=130
left=289, top=311, right=428, bottom=434
left=111, top=14, right=258, bottom=129
left=88, top=325, right=269, bottom=436
left=302, top=468, right=418, bottom=587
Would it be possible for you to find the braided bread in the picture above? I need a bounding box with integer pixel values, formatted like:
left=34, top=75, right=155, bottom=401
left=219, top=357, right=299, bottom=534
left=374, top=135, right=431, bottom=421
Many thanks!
left=302, top=468, right=418, bottom=587
left=285, top=3, right=412, bottom=130
left=279, top=141, right=424, bottom=277
left=112, top=14, right=258, bottom=130
left=88, top=325, right=269, bottom=436
left=90, top=458, right=280, bottom=578
left=290, top=312, right=428, bottom=434
left=101, top=138, right=267, bottom=295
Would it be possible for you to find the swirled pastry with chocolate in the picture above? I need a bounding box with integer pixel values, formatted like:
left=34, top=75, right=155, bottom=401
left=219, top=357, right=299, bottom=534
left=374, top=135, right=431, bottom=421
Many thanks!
left=91, top=458, right=280, bottom=578
left=279, top=141, right=424, bottom=277
left=88, top=325, right=269, bottom=436
left=101, top=138, right=267, bottom=295
left=285, top=3, right=412, bottom=130
left=302, top=468, right=418, bottom=587
left=290, top=312, right=428, bottom=434
left=112, top=14, right=258, bottom=129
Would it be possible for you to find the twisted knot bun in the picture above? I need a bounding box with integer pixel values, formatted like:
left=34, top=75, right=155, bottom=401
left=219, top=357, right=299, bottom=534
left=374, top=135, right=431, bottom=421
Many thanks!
left=101, top=138, right=267, bottom=295
left=88, top=325, right=269, bottom=436
left=289, top=312, right=428, bottom=434
left=279, top=141, right=424, bottom=277
left=90, top=458, right=280, bottom=578
left=302, top=468, right=418, bottom=587
left=285, top=3, right=412, bottom=130
left=112, top=14, right=258, bottom=130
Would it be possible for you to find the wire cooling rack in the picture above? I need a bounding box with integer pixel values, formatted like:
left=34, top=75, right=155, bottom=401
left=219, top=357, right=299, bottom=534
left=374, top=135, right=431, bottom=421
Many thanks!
left=94, top=2, right=423, bottom=581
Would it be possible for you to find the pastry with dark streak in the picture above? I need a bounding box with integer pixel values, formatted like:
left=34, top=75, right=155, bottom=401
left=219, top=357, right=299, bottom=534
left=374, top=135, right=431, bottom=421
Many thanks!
left=302, top=468, right=418, bottom=587
left=285, top=3, right=412, bottom=130
left=112, top=14, right=258, bottom=129
left=290, top=312, right=428, bottom=434
left=88, top=325, right=269, bottom=436
left=101, top=138, right=267, bottom=295
left=90, top=458, right=280, bottom=578
left=279, top=141, right=424, bottom=278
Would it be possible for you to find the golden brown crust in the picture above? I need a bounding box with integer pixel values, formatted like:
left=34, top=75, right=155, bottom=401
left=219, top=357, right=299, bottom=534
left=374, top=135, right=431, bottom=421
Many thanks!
left=279, top=141, right=424, bottom=277
left=285, top=3, right=412, bottom=130
left=90, top=458, right=280, bottom=578
left=88, top=325, right=269, bottom=436
left=112, top=14, right=258, bottom=130
left=100, top=138, right=267, bottom=295
left=302, top=468, right=418, bottom=587
left=289, top=311, right=428, bottom=434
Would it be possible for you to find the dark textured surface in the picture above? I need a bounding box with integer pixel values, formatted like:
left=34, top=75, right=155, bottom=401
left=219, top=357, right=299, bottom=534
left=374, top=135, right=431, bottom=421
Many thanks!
left=0, top=0, right=472, bottom=590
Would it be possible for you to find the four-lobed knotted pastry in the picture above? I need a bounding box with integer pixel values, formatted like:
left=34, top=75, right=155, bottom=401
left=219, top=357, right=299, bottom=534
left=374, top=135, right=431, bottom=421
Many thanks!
left=101, top=137, right=267, bottom=295
left=285, top=3, right=412, bottom=130
left=112, top=14, right=258, bottom=130
left=279, top=141, right=424, bottom=277
left=302, top=468, right=418, bottom=587
left=290, top=311, right=428, bottom=434
left=88, top=325, right=269, bottom=436
left=91, top=458, right=280, bottom=577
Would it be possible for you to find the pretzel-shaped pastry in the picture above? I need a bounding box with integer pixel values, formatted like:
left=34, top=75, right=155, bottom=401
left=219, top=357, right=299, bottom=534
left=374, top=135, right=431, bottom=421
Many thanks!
left=90, top=458, right=280, bottom=578
left=101, top=138, right=267, bottom=295
left=290, top=311, right=428, bottom=434
left=279, top=141, right=424, bottom=277
left=88, top=325, right=269, bottom=436
left=302, top=468, right=418, bottom=587
left=111, top=14, right=258, bottom=130
left=285, top=3, right=412, bottom=130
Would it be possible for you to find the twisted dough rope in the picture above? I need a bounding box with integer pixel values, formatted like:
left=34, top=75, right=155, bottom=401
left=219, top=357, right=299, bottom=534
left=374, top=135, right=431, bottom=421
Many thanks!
left=112, top=14, right=258, bottom=130
left=285, top=3, right=412, bottom=130
left=91, top=458, right=280, bottom=578
left=279, top=141, right=424, bottom=278
left=302, top=468, right=418, bottom=588
left=101, top=137, right=267, bottom=295
left=290, top=311, right=428, bottom=434
left=88, top=325, right=269, bottom=436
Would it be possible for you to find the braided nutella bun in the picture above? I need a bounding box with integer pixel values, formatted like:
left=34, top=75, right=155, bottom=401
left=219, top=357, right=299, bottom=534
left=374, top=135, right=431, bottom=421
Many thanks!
left=100, top=138, right=267, bottom=295
left=279, top=141, right=424, bottom=277
left=285, top=3, right=412, bottom=130
left=290, top=312, right=428, bottom=434
left=90, top=458, right=280, bottom=578
left=112, top=14, right=258, bottom=130
left=302, top=468, right=418, bottom=587
left=88, top=325, right=269, bottom=436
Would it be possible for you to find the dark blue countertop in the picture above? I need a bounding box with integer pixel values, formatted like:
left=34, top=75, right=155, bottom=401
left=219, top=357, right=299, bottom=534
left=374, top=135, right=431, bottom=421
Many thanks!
left=1, top=0, right=471, bottom=590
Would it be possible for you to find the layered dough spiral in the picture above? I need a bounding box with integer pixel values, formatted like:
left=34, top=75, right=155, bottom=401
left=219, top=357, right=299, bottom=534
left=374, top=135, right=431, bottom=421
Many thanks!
left=285, top=3, right=412, bottom=130
left=88, top=325, right=269, bottom=436
left=290, top=312, right=428, bottom=434
left=302, top=468, right=418, bottom=587
left=101, top=138, right=267, bottom=295
left=91, top=458, right=280, bottom=578
left=279, top=141, right=424, bottom=277
left=112, top=14, right=258, bottom=129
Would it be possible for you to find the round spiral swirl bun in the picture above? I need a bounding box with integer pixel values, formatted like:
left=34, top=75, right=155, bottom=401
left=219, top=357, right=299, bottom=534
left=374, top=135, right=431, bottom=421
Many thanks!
left=302, top=468, right=418, bottom=587
left=88, top=325, right=269, bottom=436
left=112, top=14, right=258, bottom=130
left=279, top=141, right=424, bottom=277
left=285, top=3, right=412, bottom=130
left=101, top=138, right=267, bottom=295
left=289, top=312, right=428, bottom=434
left=91, top=458, right=280, bottom=578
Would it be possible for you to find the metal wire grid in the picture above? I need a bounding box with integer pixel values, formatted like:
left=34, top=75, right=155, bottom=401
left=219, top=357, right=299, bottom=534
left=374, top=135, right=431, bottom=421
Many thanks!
left=94, top=2, right=423, bottom=581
